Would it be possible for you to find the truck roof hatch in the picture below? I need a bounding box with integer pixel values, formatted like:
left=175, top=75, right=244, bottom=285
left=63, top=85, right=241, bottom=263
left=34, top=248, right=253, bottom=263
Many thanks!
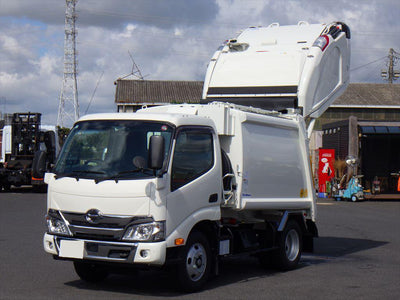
left=202, top=22, right=351, bottom=118
left=298, top=22, right=351, bottom=118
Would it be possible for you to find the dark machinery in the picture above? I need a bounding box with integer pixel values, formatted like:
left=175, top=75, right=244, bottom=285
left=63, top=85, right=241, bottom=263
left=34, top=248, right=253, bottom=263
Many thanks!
left=0, top=113, right=56, bottom=191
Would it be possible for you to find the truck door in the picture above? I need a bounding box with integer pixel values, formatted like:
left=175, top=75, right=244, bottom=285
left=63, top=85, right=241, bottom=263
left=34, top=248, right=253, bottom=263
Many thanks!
left=166, top=127, right=221, bottom=237
left=298, top=23, right=351, bottom=119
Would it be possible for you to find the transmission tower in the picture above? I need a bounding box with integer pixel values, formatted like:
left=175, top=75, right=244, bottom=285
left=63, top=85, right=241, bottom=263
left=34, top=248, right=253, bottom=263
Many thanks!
left=57, top=0, right=79, bottom=128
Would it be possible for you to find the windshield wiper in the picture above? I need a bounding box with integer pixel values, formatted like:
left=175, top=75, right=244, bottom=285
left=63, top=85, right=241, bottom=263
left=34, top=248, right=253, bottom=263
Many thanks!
left=55, top=170, right=106, bottom=180
left=94, top=168, right=154, bottom=184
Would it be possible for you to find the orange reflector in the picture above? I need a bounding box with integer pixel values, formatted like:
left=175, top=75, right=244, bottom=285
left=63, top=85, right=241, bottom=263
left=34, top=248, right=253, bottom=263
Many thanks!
left=31, top=177, right=43, bottom=181
left=175, top=238, right=184, bottom=246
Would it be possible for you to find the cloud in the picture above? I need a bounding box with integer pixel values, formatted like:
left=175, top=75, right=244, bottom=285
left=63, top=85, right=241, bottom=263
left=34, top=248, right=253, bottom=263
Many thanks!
left=0, top=0, right=219, bottom=29
left=0, top=0, right=399, bottom=125
left=0, top=0, right=64, bottom=25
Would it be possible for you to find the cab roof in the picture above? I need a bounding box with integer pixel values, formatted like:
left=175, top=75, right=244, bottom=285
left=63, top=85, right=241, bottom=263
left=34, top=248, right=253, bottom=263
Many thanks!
left=76, top=106, right=215, bottom=129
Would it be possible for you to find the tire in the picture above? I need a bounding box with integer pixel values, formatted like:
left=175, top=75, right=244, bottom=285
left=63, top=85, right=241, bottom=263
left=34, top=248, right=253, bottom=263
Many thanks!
left=272, top=220, right=302, bottom=271
left=351, top=195, right=357, bottom=202
left=73, top=261, right=109, bottom=283
left=176, top=231, right=211, bottom=292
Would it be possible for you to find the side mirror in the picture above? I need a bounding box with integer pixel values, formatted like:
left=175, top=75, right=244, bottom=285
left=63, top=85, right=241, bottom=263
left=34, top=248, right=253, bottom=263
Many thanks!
left=44, top=172, right=54, bottom=184
left=148, top=135, right=165, bottom=170
left=32, top=150, right=47, bottom=178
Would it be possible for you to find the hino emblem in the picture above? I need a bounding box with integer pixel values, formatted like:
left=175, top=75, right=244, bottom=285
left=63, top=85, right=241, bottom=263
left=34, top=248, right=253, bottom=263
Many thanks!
left=85, top=209, right=103, bottom=224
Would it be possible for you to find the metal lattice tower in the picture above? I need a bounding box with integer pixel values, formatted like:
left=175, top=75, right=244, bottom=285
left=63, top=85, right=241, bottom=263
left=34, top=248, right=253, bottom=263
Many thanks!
left=57, top=0, right=79, bottom=128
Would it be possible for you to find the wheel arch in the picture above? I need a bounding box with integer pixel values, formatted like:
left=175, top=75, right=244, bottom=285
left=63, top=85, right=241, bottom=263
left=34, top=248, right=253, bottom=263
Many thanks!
left=190, top=220, right=220, bottom=256
left=165, top=206, right=220, bottom=248
left=277, top=211, right=317, bottom=253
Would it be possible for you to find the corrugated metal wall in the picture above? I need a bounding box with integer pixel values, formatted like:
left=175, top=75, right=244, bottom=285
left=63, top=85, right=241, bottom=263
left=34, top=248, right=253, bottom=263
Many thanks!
left=322, top=120, right=349, bottom=160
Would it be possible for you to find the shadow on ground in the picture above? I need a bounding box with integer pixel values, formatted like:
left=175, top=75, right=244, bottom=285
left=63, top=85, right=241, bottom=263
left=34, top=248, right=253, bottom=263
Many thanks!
left=314, top=236, right=387, bottom=257
left=0, top=185, right=47, bottom=193
left=64, top=235, right=387, bottom=296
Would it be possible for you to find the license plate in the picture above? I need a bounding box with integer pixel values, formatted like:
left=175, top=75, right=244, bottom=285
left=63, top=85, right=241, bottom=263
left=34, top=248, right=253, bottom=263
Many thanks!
left=59, top=240, right=84, bottom=259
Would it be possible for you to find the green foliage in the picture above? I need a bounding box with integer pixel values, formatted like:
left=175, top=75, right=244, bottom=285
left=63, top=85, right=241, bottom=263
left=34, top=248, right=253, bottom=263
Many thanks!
left=57, top=126, right=71, bottom=148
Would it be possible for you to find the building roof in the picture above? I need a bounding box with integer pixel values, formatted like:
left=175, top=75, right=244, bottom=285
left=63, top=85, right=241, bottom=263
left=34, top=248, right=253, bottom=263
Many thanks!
left=115, top=79, right=203, bottom=104
left=115, top=79, right=400, bottom=107
left=332, top=83, right=400, bottom=107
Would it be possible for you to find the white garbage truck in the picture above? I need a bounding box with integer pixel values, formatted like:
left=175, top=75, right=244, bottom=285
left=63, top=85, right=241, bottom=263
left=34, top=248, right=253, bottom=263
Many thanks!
left=43, top=21, right=350, bottom=291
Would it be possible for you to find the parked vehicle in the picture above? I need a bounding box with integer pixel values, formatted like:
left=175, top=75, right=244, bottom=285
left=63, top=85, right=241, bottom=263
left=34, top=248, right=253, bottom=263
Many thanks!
left=343, top=175, right=364, bottom=202
left=0, top=113, right=57, bottom=191
left=333, top=174, right=364, bottom=202
left=43, top=21, right=351, bottom=291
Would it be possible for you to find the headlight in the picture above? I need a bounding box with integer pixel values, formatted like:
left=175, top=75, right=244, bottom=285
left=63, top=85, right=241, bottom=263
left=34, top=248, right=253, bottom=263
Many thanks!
left=122, top=221, right=165, bottom=242
left=46, top=209, right=72, bottom=236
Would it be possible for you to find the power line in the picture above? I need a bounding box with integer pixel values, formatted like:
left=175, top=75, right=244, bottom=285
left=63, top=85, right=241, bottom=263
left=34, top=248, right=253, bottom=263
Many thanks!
left=350, top=56, right=386, bottom=72
left=353, top=31, right=400, bottom=36
left=84, top=70, right=103, bottom=115
left=78, top=7, right=400, bottom=37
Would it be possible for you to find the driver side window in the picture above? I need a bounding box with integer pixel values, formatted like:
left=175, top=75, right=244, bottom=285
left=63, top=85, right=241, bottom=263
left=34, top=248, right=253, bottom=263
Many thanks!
left=171, top=128, right=214, bottom=191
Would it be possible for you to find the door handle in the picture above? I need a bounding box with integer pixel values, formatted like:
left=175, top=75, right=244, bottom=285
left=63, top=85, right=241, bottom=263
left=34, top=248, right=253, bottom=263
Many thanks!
left=208, top=193, right=218, bottom=203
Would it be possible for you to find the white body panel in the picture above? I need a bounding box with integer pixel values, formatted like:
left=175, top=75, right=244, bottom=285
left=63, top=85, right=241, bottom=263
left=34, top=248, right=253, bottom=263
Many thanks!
left=46, top=176, right=157, bottom=217
left=204, top=24, right=324, bottom=90
left=140, top=102, right=316, bottom=220
left=298, top=29, right=350, bottom=118
left=203, top=22, right=351, bottom=119
left=1, top=125, right=11, bottom=163
left=165, top=129, right=222, bottom=247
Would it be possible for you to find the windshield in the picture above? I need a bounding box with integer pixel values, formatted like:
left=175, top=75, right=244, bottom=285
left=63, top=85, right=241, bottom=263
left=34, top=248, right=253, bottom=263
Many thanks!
left=54, top=120, right=173, bottom=181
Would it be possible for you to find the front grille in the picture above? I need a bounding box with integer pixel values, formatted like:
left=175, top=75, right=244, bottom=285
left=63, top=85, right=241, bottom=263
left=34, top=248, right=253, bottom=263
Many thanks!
left=61, top=211, right=152, bottom=241
left=74, top=232, right=117, bottom=241
left=69, top=219, right=122, bottom=228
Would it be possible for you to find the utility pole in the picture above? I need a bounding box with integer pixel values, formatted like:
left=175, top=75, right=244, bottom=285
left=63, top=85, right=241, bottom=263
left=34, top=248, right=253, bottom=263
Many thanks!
left=57, top=0, right=79, bottom=128
left=381, top=48, right=400, bottom=84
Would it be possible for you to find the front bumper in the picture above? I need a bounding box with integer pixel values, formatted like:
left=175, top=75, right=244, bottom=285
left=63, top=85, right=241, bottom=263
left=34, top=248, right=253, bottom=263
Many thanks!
left=43, top=233, right=166, bottom=265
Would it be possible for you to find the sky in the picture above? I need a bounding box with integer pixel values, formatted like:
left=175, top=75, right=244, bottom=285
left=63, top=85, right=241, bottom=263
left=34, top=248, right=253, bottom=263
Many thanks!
left=0, top=0, right=399, bottom=126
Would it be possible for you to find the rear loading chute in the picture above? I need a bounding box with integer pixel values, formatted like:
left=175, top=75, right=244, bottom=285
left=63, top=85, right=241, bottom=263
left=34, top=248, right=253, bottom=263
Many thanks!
left=202, top=21, right=351, bottom=119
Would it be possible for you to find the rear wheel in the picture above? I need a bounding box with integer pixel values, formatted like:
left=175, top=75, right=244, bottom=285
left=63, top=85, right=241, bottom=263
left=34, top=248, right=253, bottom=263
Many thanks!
left=272, top=220, right=302, bottom=270
left=73, top=261, right=109, bottom=283
left=176, top=231, right=211, bottom=292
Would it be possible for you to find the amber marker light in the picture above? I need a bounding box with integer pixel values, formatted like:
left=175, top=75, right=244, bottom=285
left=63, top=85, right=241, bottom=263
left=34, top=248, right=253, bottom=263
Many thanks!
left=175, top=238, right=184, bottom=245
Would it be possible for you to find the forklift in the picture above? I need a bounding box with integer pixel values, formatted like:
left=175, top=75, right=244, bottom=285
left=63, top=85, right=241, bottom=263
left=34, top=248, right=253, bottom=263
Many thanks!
left=0, top=113, right=56, bottom=191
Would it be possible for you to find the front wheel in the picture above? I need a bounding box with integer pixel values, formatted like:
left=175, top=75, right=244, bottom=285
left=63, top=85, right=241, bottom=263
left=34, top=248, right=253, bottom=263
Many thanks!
left=176, top=231, right=211, bottom=292
left=73, top=261, right=109, bottom=283
left=272, top=220, right=302, bottom=271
